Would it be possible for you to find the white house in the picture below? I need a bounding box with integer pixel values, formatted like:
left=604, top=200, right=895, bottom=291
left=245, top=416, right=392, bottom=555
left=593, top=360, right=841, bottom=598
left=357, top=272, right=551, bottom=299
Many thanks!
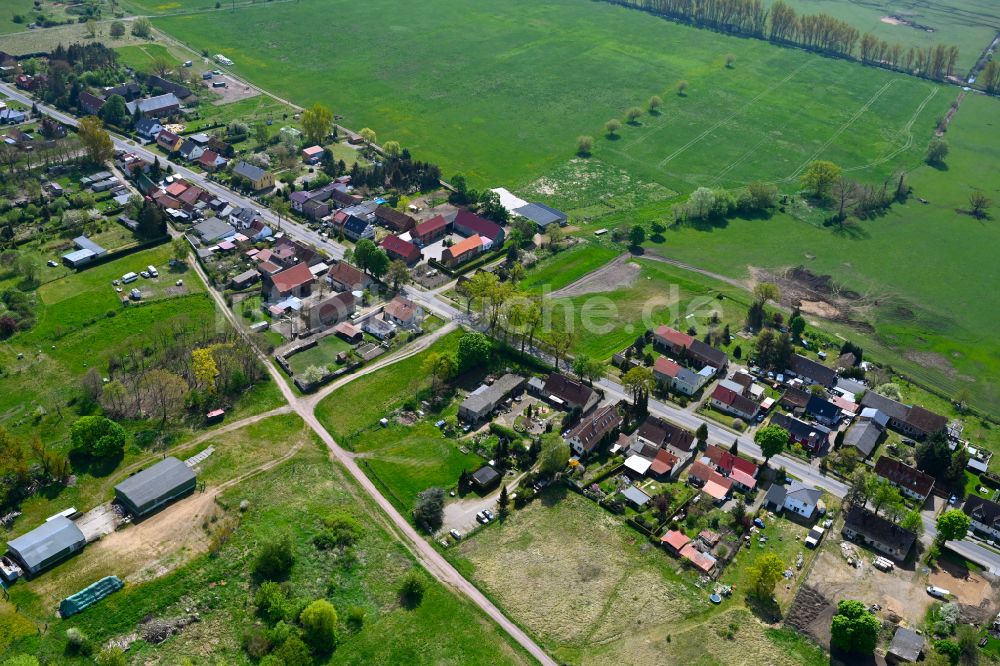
left=764, top=481, right=822, bottom=520
left=964, top=496, right=1000, bottom=541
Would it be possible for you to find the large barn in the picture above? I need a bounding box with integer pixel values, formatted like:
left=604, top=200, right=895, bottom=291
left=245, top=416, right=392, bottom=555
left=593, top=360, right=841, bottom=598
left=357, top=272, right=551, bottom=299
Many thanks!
left=6, top=516, right=86, bottom=576
left=114, top=457, right=197, bottom=518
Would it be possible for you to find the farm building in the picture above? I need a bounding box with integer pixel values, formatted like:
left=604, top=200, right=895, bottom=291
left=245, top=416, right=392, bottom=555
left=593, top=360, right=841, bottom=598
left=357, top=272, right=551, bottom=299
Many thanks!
left=459, top=373, right=526, bottom=424
left=62, top=235, right=108, bottom=267
left=114, top=457, right=197, bottom=518
left=6, top=515, right=86, bottom=576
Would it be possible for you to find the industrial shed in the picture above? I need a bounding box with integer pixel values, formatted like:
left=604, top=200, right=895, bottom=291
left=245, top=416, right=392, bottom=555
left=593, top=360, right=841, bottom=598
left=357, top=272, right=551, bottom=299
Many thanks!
left=115, top=457, right=197, bottom=518
left=6, top=516, right=86, bottom=576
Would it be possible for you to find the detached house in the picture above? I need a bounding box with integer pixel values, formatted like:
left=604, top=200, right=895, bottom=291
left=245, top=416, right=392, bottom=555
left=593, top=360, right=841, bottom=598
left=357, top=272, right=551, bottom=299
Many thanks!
left=859, top=392, right=947, bottom=439
left=770, top=412, right=830, bottom=453
left=233, top=161, right=274, bottom=191
left=383, top=296, right=422, bottom=329
left=653, top=356, right=710, bottom=395
left=441, top=234, right=485, bottom=267
left=633, top=415, right=697, bottom=465
left=381, top=234, right=421, bottom=266
left=805, top=395, right=841, bottom=426
left=963, top=496, right=1000, bottom=541
left=536, top=373, right=600, bottom=414
left=710, top=385, right=758, bottom=421
left=565, top=404, right=622, bottom=458
left=264, top=262, right=315, bottom=301
left=788, top=354, right=837, bottom=388
left=703, top=444, right=759, bottom=492
left=78, top=90, right=105, bottom=116
left=764, top=481, right=822, bottom=520
left=874, top=456, right=935, bottom=502
left=156, top=130, right=183, bottom=153
left=327, top=261, right=370, bottom=293
left=135, top=117, right=163, bottom=140
left=842, top=506, right=916, bottom=561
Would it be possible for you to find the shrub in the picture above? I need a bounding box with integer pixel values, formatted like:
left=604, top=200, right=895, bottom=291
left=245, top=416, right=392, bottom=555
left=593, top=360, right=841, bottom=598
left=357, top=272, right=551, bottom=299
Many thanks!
left=254, top=535, right=295, bottom=580
left=94, top=648, right=126, bottom=666
left=345, top=606, right=365, bottom=631
left=272, top=635, right=313, bottom=666
left=399, top=570, right=425, bottom=608
left=313, top=513, right=362, bottom=550
left=299, top=599, right=338, bottom=653
left=489, top=422, right=519, bottom=442
left=242, top=627, right=273, bottom=659
left=255, top=581, right=290, bottom=623
left=65, top=628, right=91, bottom=656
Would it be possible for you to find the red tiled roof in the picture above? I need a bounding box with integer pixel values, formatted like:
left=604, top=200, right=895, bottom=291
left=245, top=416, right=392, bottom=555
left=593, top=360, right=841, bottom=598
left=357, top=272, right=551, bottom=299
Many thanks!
left=444, top=234, right=482, bottom=260
left=165, top=181, right=188, bottom=197
left=270, top=262, right=315, bottom=294
left=649, top=448, right=678, bottom=476
left=654, top=325, right=694, bottom=349
left=654, top=356, right=682, bottom=378
left=380, top=234, right=421, bottom=261
left=454, top=209, right=503, bottom=241
left=704, top=444, right=758, bottom=478
left=661, top=530, right=690, bottom=551
left=874, top=456, right=935, bottom=497
left=712, top=385, right=758, bottom=416
left=679, top=543, right=715, bottom=572
left=384, top=296, right=417, bottom=323
left=730, top=469, right=757, bottom=490
left=413, top=215, right=449, bottom=238
left=328, top=261, right=365, bottom=289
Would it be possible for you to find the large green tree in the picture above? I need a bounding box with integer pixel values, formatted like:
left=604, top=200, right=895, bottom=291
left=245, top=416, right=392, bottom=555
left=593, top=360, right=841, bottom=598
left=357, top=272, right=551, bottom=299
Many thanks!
left=538, top=435, right=570, bottom=476
left=70, top=416, right=126, bottom=459
left=830, top=600, right=879, bottom=653
left=754, top=424, right=788, bottom=465
left=301, top=103, right=333, bottom=145
left=800, top=160, right=842, bottom=198
left=457, top=332, right=492, bottom=371
left=935, top=509, right=970, bottom=545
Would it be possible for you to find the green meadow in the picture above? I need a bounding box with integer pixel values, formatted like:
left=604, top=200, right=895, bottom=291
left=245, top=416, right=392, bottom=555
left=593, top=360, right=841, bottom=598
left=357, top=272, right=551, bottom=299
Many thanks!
left=152, top=0, right=951, bottom=191
left=1, top=423, right=533, bottom=665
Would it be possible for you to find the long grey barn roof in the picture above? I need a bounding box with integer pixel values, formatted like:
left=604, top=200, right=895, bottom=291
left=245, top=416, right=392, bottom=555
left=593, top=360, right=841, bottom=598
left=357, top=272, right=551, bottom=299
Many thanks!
left=115, top=457, right=195, bottom=509
left=7, top=516, right=85, bottom=570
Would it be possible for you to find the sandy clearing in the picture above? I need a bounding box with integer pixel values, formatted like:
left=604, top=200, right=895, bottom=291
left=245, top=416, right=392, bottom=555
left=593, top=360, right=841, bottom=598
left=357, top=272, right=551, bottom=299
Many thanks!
left=551, top=254, right=640, bottom=298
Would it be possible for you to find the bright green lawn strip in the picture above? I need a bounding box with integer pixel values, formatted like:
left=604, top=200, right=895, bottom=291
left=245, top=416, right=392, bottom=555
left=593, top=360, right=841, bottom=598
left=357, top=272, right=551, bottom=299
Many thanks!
left=287, top=334, right=353, bottom=375
left=519, top=243, right=619, bottom=293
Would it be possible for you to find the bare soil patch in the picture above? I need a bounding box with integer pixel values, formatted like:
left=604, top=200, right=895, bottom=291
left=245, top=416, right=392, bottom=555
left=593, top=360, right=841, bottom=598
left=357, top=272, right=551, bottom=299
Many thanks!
left=749, top=265, right=876, bottom=332
left=204, top=74, right=260, bottom=105
left=930, top=559, right=997, bottom=609
left=551, top=254, right=640, bottom=297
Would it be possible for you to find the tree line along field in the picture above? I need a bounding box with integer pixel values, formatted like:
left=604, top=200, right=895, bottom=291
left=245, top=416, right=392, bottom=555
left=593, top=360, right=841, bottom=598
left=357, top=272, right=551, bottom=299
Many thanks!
left=151, top=0, right=952, bottom=191
left=1, top=417, right=534, bottom=665
left=776, top=0, right=1000, bottom=71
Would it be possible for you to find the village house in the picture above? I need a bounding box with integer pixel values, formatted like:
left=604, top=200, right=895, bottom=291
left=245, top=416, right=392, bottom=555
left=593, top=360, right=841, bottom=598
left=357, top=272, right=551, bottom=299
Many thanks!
left=78, top=90, right=105, bottom=115
left=178, top=138, right=205, bottom=162
left=534, top=373, right=600, bottom=414
left=264, top=262, right=315, bottom=301
left=843, top=418, right=883, bottom=458
left=126, top=93, right=181, bottom=118
left=652, top=325, right=728, bottom=374
left=842, top=506, right=916, bottom=561
left=653, top=356, right=710, bottom=395
left=458, top=374, right=526, bottom=424
left=302, top=145, right=324, bottom=164
left=632, top=415, right=697, bottom=465
left=874, top=456, right=935, bottom=502
left=805, top=394, right=841, bottom=426
left=156, top=129, right=183, bottom=153
left=375, top=205, right=416, bottom=234
left=363, top=316, right=396, bottom=340
left=764, top=481, right=822, bottom=520
left=859, top=392, right=947, bottom=439
left=565, top=404, right=622, bottom=458
left=342, top=214, right=375, bottom=242
left=963, top=496, right=1000, bottom=541
left=327, top=261, right=370, bottom=293
left=383, top=295, right=422, bottom=329
left=710, top=385, right=758, bottom=420
left=411, top=215, right=450, bottom=246
left=232, top=161, right=275, bottom=191
left=198, top=150, right=227, bottom=172
left=312, top=292, right=356, bottom=327
left=453, top=209, right=505, bottom=247
left=702, top=444, right=759, bottom=492
left=769, top=412, right=830, bottom=453
left=788, top=354, right=837, bottom=388
left=648, top=448, right=680, bottom=480
left=441, top=234, right=485, bottom=267
left=380, top=234, right=422, bottom=266
left=688, top=461, right=733, bottom=503
left=143, top=74, right=193, bottom=100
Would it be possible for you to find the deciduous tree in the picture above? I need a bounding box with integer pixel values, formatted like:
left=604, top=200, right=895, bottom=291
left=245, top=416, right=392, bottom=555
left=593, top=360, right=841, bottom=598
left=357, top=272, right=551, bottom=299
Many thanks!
left=754, top=424, right=788, bottom=466
left=77, top=116, right=114, bottom=165
left=747, top=551, right=784, bottom=599
left=936, top=509, right=970, bottom=545
left=800, top=160, right=842, bottom=198
left=830, top=600, right=879, bottom=653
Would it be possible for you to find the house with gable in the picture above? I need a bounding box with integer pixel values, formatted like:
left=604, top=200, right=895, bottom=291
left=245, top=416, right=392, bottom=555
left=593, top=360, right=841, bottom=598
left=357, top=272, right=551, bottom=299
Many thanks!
left=565, top=404, right=622, bottom=458
left=764, top=481, right=822, bottom=520
left=874, top=456, right=935, bottom=502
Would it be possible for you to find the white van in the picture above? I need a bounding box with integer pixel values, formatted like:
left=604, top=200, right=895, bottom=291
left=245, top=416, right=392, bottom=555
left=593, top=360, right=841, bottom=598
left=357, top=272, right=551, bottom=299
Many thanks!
left=147, top=265, right=158, bottom=278
left=122, top=272, right=139, bottom=284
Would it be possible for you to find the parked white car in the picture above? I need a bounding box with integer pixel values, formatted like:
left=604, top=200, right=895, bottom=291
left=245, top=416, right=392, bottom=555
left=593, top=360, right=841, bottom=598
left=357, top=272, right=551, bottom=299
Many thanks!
left=927, top=586, right=950, bottom=598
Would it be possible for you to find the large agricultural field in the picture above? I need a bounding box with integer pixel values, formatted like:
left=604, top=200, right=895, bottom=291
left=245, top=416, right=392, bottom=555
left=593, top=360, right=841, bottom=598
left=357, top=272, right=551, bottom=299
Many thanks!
left=151, top=0, right=951, bottom=191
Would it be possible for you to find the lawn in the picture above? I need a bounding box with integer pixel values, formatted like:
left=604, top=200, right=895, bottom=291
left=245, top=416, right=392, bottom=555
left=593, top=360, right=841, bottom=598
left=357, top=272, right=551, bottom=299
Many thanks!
left=114, top=43, right=185, bottom=72
left=286, top=334, right=353, bottom=374
left=152, top=0, right=950, bottom=191
left=448, top=487, right=823, bottom=665
left=0, top=427, right=534, bottom=666
left=315, top=329, right=464, bottom=439
left=522, top=249, right=750, bottom=360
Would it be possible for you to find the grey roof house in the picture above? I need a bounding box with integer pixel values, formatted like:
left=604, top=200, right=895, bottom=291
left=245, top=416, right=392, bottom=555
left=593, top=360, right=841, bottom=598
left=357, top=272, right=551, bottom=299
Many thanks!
left=888, top=626, right=923, bottom=663
left=115, top=457, right=197, bottom=518
left=6, top=516, right=86, bottom=576
left=844, top=419, right=882, bottom=458
left=458, top=374, right=526, bottom=424
left=126, top=93, right=181, bottom=118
